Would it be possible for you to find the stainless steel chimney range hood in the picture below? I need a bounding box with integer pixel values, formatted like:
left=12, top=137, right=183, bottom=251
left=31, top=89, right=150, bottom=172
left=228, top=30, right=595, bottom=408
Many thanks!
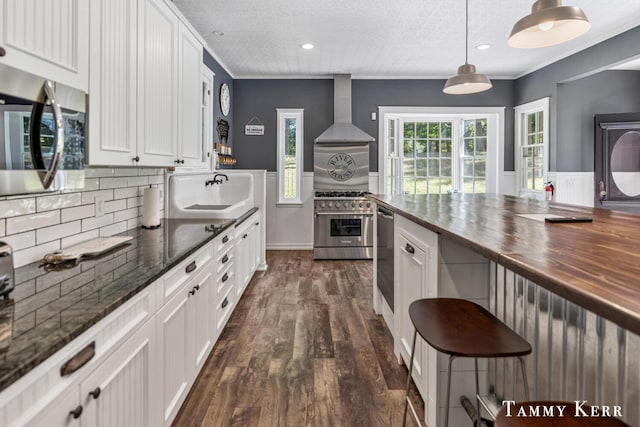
left=314, top=74, right=375, bottom=143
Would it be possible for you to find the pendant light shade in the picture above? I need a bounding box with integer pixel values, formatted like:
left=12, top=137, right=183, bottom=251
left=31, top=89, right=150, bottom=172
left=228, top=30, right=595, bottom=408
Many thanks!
left=508, top=0, right=591, bottom=49
left=443, top=0, right=492, bottom=95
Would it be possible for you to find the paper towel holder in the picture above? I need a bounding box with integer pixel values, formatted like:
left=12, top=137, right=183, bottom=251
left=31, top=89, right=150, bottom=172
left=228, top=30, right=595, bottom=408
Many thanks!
left=141, top=185, right=161, bottom=229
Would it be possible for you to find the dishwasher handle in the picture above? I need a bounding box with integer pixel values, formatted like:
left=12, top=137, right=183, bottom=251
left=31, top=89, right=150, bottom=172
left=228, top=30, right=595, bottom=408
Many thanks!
left=377, top=207, right=394, bottom=220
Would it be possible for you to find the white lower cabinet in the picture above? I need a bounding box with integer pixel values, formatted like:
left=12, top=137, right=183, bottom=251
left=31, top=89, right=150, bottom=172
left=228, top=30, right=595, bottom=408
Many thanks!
left=235, top=211, right=261, bottom=296
left=79, top=318, right=158, bottom=427
left=2, top=217, right=265, bottom=426
left=394, top=215, right=439, bottom=427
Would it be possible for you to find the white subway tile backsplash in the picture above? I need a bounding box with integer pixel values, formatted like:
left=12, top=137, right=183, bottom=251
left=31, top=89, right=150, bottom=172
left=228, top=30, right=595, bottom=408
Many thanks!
left=99, top=221, right=127, bottom=237
left=99, top=177, right=129, bottom=189
left=81, top=190, right=114, bottom=205
left=85, top=168, right=115, bottom=178
left=82, top=213, right=114, bottom=232
left=61, top=229, right=99, bottom=248
left=113, top=168, right=139, bottom=177
left=14, top=241, right=60, bottom=267
left=114, top=207, right=139, bottom=222
left=6, top=211, right=60, bottom=235
left=82, top=178, right=101, bottom=191
left=36, top=193, right=82, bottom=212
left=103, top=199, right=127, bottom=214
left=114, top=187, right=139, bottom=200
left=0, top=198, right=36, bottom=219
left=62, top=205, right=95, bottom=222
left=1, top=231, right=36, bottom=251
left=36, top=221, right=82, bottom=244
left=3, top=167, right=165, bottom=267
left=127, top=176, right=149, bottom=187
left=148, top=175, right=164, bottom=185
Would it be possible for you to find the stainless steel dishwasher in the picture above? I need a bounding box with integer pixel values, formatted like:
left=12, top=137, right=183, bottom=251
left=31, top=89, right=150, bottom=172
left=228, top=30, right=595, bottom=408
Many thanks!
left=376, top=205, right=394, bottom=311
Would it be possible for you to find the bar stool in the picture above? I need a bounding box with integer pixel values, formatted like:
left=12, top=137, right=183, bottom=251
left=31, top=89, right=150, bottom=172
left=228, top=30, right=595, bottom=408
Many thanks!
left=494, top=401, right=630, bottom=426
left=402, top=298, right=532, bottom=427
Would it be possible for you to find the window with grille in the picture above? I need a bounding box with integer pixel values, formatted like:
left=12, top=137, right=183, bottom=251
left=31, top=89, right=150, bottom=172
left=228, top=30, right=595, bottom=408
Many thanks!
left=381, top=110, right=498, bottom=196
left=276, top=109, right=303, bottom=204
left=515, top=98, right=549, bottom=197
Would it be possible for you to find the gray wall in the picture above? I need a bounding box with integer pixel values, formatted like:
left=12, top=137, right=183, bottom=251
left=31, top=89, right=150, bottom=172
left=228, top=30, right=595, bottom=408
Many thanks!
left=556, top=70, right=640, bottom=172
left=203, top=49, right=234, bottom=146
left=515, top=25, right=640, bottom=172
left=233, top=79, right=515, bottom=172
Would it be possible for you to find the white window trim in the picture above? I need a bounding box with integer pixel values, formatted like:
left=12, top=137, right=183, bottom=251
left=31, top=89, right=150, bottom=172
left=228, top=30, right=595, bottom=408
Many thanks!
left=377, top=106, right=505, bottom=195
left=276, top=108, right=304, bottom=204
left=514, top=97, right=550, bottom=198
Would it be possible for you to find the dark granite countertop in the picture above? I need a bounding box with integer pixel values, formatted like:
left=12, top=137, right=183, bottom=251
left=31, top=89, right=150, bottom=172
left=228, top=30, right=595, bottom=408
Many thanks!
left=0, top=217, right=235, bottom=392
left=367, top=193, right=640, bottom=337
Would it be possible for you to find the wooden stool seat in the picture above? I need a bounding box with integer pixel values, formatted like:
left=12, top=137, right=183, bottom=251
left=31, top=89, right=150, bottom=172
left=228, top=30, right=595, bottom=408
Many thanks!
left=403, top=298, right=532, bottom=427
left=495, top=401, right=630, bottom=426
left=409, top=298, right=532, bottom=357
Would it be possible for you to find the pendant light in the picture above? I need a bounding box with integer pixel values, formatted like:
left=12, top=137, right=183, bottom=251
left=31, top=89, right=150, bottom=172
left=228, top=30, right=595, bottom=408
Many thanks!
left=443, top=0, right=492, bottom=95
left=508, top=0, right=590, bottom=49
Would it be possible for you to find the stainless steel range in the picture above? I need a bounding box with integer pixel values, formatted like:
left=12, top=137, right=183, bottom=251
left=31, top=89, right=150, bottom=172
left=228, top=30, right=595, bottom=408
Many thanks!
left=312, top=74, right=376, bottom=260
left=313, top=191, right=373, bottom=259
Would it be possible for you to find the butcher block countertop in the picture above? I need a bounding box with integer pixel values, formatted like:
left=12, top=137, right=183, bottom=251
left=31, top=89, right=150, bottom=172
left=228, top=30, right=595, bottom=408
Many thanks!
left=367, top=193, right=640, bottom=337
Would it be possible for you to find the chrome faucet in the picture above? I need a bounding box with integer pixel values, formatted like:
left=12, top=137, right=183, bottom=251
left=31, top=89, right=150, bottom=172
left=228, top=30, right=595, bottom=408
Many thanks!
left=205, top=173, right=229, bottom=186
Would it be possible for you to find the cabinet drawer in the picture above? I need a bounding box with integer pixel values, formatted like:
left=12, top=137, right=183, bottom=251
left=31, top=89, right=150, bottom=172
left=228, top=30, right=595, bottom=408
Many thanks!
left=215, top=284, right=235, bottom=334
left=160, top=242, right=213, bottom=304
left=215, top=247, right=234, bottom=276
left=214, top=231, right=234, bottom=254
left=216, top=262, right=234, bottom=297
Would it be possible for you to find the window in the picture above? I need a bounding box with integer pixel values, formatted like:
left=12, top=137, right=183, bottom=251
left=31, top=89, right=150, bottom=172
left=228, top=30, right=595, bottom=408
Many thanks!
left=379, top=107, right=503, bottom=196
left=514, top=98, right=549, bottom=197
left=276, top=108, right=303, bottom=204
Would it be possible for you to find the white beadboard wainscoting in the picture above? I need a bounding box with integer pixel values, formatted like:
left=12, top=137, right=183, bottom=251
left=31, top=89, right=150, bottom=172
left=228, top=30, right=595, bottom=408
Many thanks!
left=0, top=167, right=164, bottom=267
left=548, top=172, right=595, bottom=207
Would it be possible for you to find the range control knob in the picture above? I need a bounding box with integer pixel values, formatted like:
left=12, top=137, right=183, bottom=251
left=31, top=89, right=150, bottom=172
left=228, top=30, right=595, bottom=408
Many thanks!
left=351, top=202, right=356, bottom=207
left=359, top=202, right=363, bottom=207
left=320, top=202, right=325, bottom=208
left=366, top=202, right=371, bottom=208
left=328, top=202, right=333, bottom=208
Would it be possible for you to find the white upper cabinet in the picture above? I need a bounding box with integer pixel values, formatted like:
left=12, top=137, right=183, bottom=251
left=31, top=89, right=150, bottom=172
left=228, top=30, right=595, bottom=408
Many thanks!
left=177, top=23, right=205, bottom=167
left=87, top=0, right=138, bottom=165
left=0, top=0, right=89, bottom=91
left=137, top=0, right=179, bottom=166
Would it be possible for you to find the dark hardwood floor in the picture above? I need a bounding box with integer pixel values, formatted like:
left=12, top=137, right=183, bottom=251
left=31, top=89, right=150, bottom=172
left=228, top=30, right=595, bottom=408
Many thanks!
left=173, top=250, right=424, bottom=427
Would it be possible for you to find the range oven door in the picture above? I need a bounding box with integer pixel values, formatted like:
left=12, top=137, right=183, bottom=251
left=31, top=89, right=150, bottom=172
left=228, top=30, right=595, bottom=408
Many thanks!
left=313, top=212, right=373, bottom=259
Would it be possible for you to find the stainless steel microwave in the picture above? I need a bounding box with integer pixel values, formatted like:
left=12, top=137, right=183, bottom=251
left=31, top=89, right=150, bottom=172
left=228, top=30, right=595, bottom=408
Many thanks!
left=0, top=62, right=86, bottom=196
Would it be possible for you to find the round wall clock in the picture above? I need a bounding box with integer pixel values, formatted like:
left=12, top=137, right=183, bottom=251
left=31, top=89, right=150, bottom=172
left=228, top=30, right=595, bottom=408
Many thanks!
left=220, top=83, right=230, bottom=116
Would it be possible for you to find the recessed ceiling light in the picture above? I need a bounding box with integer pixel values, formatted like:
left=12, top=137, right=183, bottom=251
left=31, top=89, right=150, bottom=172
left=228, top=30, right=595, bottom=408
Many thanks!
left=476, top=44, right=492, bottom=50
left=212, top=30, right=224, bottom=37
left=300, top=43, right=314, bottom=50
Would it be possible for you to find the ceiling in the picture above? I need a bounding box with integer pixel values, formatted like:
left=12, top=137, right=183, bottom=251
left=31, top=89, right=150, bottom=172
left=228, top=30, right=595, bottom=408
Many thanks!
left=173, top=0, right=640, bottom=79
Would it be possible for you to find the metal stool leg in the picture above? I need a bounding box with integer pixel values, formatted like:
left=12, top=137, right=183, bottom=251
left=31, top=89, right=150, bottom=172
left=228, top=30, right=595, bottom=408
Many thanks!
left=518, top=356, right=530, bottom=400
left=402, top=328, right=418, bottom=427
left=444, top=355, right=456, bottom=427
left=474, top=358, right=480, bottom=427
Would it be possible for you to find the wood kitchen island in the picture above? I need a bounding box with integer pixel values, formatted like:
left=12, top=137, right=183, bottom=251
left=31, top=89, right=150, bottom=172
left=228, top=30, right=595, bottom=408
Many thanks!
left=367, top=193, right=639, bottom=426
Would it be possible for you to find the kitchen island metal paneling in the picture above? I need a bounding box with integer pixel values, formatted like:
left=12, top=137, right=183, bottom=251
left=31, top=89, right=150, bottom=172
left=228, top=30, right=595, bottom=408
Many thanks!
left=368, top=193, right=640, bottom=425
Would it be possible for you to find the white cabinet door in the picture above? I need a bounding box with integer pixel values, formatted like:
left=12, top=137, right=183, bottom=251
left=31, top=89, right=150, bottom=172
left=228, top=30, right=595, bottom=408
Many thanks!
left=0, top=0, right=89, bottom=90
left=156, top=286, right=191, bottom=426
left=177, top=23, right=205, bottom=167
left=235, top=224, right=249, bottom=295
left=80, top=318, right=157, bottom=427
left=137, top=0, right=178, bottom=166
left=396, top=230, right=429, bottom=391
left=201, top=66, right=215, bottom=169
left=190, top=265, right=214, bottom=375
left=26, top=386, right=80, bottom=427
left=87, top=0, right=138, bottom=166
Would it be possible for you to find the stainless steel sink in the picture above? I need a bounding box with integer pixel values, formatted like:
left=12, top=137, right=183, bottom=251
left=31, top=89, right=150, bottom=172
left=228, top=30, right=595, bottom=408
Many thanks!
left=186, top=204, right=231, bottom=210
